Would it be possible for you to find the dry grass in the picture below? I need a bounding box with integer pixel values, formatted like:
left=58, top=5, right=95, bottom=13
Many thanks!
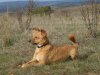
left=0, top=10, right=100, bottom=75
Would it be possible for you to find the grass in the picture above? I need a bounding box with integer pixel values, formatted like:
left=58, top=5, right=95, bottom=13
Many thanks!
left=0, top=11, right=100, bottom=75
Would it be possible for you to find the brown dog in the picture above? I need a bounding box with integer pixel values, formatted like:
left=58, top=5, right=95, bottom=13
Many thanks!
left=21, top=28, right=78, bottom=68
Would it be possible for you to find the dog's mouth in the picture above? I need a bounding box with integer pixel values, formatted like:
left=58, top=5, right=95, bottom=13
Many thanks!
left=28, top=40, right=37, bottom=45
left=31, top=42, right=37, bottom=45
left=28, top=40, right=31, bottom=43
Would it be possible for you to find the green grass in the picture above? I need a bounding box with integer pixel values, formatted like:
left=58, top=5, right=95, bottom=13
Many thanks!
left=0, top=13, right=100, bottom=75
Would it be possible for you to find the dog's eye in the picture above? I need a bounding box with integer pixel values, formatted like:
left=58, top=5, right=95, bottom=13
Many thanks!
left=35, top=37, right=39, bottom=39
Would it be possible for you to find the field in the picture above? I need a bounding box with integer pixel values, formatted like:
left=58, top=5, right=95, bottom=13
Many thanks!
left=0, top=7, right=100, bottom=75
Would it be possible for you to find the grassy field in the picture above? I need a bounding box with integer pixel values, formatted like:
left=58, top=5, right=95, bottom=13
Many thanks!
left=0, top=10, right=100, bottom=75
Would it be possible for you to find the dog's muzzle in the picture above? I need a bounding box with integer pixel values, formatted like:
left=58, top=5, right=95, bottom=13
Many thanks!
left=28, top=39, right=37, bottom=45
left=28, top=40, right=31, bottom=43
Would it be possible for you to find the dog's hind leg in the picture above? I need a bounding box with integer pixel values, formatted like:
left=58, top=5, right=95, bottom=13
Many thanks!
left=70, top=49, right=78, bottom=60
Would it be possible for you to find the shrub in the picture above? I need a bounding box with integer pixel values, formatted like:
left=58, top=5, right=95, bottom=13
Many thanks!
left=4, top=35, right=18, bottom=47
left=33, top=6, right=52, bottom=16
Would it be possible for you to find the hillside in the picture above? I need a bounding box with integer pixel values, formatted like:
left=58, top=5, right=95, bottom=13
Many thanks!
left=0, top=1, right=85, bottom=12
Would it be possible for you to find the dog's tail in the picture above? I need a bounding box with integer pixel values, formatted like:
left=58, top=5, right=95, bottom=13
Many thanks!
left=68, top=34, right=76, bottom=43
left=67, top=34, right=78, bottom=47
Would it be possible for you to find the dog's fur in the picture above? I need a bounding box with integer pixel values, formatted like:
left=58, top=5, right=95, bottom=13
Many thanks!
left=21, top=28, right=78, bottom=68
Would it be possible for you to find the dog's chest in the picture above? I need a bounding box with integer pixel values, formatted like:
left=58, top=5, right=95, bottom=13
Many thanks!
left=34, top=48, right=46, bottom=61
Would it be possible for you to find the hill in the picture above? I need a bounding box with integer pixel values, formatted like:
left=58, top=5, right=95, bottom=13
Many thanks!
left=0, top=1, right=84, bottom=12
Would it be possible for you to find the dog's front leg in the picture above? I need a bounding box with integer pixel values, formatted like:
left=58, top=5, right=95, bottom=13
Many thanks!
left=32, top=60, right=46, bottom=66
left=21, top=59, right=38, bottom=68
left=21, top=59, right=46, bottom=68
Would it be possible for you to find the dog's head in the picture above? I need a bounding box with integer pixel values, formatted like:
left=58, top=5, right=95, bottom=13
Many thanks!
left=29, top=28, right=48, bottom=46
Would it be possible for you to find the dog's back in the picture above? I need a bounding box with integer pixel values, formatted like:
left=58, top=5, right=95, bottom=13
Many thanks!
left=47, top=34, right=78, bottom=63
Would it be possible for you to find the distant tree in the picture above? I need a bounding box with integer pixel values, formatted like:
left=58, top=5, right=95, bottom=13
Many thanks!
left=16, top=0, right=36, bottom=32
left=80, top=0, right=99, bottom=38
left=25, top=0, right=36, bottom=30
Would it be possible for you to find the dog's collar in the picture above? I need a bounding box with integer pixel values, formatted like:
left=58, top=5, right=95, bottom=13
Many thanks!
left=37, top=42, right=49, bottom=48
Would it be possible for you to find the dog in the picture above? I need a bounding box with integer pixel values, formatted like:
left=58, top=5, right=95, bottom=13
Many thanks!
left=21, top=28, right=78, bottom=68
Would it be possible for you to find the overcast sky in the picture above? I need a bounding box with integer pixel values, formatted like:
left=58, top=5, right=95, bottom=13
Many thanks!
left=0, top=0, right=83, bottom=2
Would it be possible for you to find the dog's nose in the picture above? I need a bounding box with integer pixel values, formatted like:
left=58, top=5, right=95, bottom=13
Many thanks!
left=28, top=40, right=31, bottom=43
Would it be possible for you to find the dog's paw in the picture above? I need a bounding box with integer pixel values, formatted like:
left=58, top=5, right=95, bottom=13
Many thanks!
left=21, top=64, right=27, bottom=68
left=21, top=64, right=25, bottom=68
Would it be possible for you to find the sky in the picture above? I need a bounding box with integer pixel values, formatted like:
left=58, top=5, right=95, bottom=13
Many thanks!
left=0, top=0, right=25, bottom=2
left=0, top=0, right=83, bottom=2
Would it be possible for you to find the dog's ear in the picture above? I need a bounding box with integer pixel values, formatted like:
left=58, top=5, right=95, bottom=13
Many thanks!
left=40, top=29, right=47, bottom=37
left=31, top=28, right=47, bottom=37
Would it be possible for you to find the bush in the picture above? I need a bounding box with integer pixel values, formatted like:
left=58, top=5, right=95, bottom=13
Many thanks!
left=33, top=6, right=52, bottom=16
left=3, top=34, right=19, bottom=47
